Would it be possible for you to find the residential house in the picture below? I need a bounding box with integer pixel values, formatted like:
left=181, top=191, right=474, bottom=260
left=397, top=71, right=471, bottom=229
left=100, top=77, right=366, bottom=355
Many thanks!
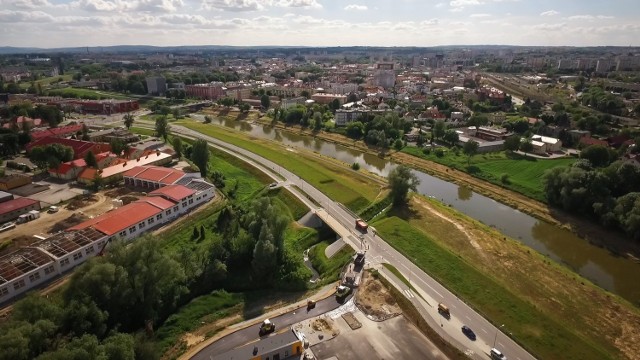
left=77, top=151, right=172, bottom=186
left=530, top=135, right=562, bottom=154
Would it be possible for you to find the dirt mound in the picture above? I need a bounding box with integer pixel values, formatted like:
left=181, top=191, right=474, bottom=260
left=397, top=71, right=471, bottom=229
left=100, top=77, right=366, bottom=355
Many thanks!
left=119, top=195, right=139, bottom=205
left=355, top=271, right=402, bottom=321
left=105, top=187, right=132, bottom=198
left=48, top=213, right=89, bottom=233
left=65, top=195, right=98, bottom=211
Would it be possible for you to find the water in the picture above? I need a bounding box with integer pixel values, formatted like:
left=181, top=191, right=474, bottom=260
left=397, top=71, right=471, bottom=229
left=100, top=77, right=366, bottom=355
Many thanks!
left=194, top=115, right=640, bottom=304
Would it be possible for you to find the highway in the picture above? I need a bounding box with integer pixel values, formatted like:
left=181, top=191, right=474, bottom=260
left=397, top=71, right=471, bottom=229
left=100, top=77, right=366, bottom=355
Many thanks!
left=191, top=293, right=354, bottom=360
left=142, top=122, right=536, bottom=360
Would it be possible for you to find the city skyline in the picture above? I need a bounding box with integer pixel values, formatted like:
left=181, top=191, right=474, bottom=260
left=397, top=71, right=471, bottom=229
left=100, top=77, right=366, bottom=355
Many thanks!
left=1, top=0, right=639, bottom=48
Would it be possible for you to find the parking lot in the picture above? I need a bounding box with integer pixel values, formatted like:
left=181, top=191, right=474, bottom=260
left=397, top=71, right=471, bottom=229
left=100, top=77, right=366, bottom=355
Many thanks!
left=310, top=309, right=449, bottom=360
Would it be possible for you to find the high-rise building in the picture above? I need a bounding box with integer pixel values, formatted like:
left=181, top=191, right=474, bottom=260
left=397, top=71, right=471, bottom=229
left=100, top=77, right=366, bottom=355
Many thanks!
left=374, top=63, right=396, bottom=89
left=146, top=76, right=167, bottom=96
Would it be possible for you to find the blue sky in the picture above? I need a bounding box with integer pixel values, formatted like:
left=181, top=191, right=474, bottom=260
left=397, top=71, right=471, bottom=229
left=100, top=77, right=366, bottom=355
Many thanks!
left=0, top=0, right=638, bottom=48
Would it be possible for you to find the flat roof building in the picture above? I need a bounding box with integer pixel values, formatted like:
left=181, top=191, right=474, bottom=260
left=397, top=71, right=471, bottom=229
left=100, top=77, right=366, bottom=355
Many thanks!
left=211, top=329, right=303, bottom=360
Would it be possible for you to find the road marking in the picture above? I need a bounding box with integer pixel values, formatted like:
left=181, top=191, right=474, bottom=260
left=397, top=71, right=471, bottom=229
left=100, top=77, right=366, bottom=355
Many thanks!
left=403, top=289, right=415, bottom=298
left=498, top=342, right=505, bottom=348
left=465, top=315, right=471, bottom=320
left=481, top=328, right=488, bottom=334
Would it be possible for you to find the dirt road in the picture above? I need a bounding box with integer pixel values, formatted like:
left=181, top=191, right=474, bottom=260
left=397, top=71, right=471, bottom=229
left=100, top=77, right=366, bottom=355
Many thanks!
left=0, top=193, right=113, bottom=255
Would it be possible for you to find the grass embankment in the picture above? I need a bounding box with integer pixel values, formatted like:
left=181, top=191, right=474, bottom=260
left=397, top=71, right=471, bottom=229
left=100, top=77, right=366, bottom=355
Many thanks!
left=309, top=241, right=354, bottom=285
left=176, top=119, right=384, bottom=212
left=402, top=148, right=575, bottom=202
left=46, top=87, right=131, bottom=100
left=19, top=74, right=73, bottom=89
left=373, top=196, right=640, bottom=360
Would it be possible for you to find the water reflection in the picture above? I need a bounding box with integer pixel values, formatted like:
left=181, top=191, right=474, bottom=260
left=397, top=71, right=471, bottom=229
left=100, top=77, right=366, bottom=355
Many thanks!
left=191, top=114, right=640, bottom=304
left=458, top=185, right=473, bottom=201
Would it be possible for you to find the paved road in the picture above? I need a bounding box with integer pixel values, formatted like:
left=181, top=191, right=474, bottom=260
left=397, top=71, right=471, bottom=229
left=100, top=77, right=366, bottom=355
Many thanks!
left=192, top=293, right=353, bottom=360
left=137, top=122, right=536, bottom=360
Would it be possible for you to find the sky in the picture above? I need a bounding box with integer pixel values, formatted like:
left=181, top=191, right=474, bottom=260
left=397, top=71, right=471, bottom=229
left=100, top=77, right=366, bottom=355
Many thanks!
left=1, top=0, right=639, bottom=48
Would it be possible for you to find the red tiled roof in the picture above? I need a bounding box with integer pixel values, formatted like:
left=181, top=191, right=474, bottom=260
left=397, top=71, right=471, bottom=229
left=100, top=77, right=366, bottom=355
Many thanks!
left=77, top=152, right=172, bottom=181
left=69, top=201, right=162, bottom=236
left=0, top=198, right=39, bottom=216
left=580, top=137, right=608, bottom=147
left=123, top=166, right=185, bottom=184
left=136, top=196, right=175, bottom=210
left=30, top=124, right=84, bottom=141
left=149, top=184, right=195, bottom=202
left=49, top=159, right=87, bottom=175
left=26, top=136, right=111, bottom=159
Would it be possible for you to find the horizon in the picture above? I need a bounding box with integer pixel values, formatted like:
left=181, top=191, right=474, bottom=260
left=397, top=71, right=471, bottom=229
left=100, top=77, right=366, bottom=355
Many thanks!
left=1, top=0, right=639, bottom=48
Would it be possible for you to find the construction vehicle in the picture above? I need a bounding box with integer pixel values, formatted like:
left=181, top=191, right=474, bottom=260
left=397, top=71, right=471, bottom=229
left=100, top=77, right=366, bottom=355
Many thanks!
left=354, top=251, right=365, bottom=266
left=258, top=319, right=276, bottom=336
left=336, top=285, right=352, bottom=300
left=307, top=300, right=316, bottom=311
left=355, top=218, right=368, bottom=232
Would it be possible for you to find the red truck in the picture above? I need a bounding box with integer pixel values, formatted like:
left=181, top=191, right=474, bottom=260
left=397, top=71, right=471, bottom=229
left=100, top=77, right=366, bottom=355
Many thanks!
left=355, top=218, right=368, bottom=232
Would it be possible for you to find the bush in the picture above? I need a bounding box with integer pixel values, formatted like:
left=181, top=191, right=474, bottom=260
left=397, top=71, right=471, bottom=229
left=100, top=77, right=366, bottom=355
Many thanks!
left=183, top=165, right=200, bottom=173
left=434, top=148, right=445, bottom=157
left=422, top=147, right=431, bottom=155
left=500, top=173, right=510, bottom=184
left=351, top=162, right=360, bottom=170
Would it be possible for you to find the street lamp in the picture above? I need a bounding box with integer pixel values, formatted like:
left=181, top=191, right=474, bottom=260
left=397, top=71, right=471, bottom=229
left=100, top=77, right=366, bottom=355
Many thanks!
left=493, top=324, right=505, bottom=348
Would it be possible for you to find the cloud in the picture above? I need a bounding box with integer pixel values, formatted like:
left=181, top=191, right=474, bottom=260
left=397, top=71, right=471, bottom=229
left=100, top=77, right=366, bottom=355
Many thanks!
left=469, top=13, right=490, bottom=18
left=72, top=0, right=183, bottom=13
left=344, top=4, right=367, bottom=11
left=567, top=14, right=614, bottom=21
left=275, top=0, right=322, bottom=8
left=540, top=10, right=558, bottom=16
left=201, top=0, right=265, bottom=11
left=532, top=22, right=566, bottom=31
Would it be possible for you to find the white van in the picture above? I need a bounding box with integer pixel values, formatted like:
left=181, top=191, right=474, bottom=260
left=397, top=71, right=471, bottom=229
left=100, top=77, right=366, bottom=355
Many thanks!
left=490, top=348, right=506, bottom=360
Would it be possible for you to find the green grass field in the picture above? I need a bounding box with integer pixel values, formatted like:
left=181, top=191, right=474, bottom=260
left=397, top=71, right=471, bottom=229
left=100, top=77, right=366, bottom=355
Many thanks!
left=309, top=241, right=354, bottom=285
left=154, top=290, right=244, bottom=354
left=373, top=215, right=617, bottom=360
left=402, top=148, right=575, bottom=201
left=19, top=74, right=73, bottom=89
left=176, top=120, right=381, bottom=211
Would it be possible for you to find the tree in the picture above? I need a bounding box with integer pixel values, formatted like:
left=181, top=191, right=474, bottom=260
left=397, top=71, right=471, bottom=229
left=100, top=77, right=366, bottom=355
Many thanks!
left=155, top=116, right=170, bottom=142
left=204, top=115, right=212, bottom=124
left=580, top=145, right=612, bottom=167
left=443, top=129, right=459, bottom=146
left=345, top=121, right=364, bottom=139
left=191, top=139, right=210, bottom=177
left=239, top=103, right=250, bottom=113
left=260, top=94, right=270, bottom=109
left=123, top=113, right=134, bottom=129
left=463, top=140, right=479, bottom=165
left=504, top=135, right=521, bottom=152
left=520, top=140, right=533, bottom=157
left=171, top=137, right=183, bottom=158
left=109, top=139, right=127, bottom=157
left=388, top=165, right=420, bottom=207
left=393, top=138, right=404, bottom=150
left=84, top=151, right=98, bottom=168
left=433, top=121, right=445, bottom=140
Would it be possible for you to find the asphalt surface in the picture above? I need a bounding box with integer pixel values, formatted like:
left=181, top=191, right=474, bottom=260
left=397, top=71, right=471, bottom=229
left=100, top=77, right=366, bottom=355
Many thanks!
left=140, top=122, right=536, bottom=360
left=191, top=293, right=353, bottom=360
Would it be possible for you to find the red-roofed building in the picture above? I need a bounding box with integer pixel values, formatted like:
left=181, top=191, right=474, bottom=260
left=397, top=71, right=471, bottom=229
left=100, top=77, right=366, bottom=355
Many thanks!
left=48, top=159, right=87, bottom=180
left=77, top=151, right=172, bottom=186
left=0, top=198, right=40, bottom=223
left=30, top=124, right=84, bottom=141
left=26, top=137, right=111, bottom=160
left=579, top=136, right=608, bottom=148
left=149, top=184, right=195, bottom=203
left=123, top=166, right=194, bottom=190
left=2, top=116, right=44, bottom=130
left=70, top=201, right=163, bottom=237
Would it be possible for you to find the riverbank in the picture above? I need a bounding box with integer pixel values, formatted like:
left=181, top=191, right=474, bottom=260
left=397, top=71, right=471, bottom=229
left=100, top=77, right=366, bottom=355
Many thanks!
left=243, top=115, right=640, bottom=258
left=374, top=195, right=640, bottom=360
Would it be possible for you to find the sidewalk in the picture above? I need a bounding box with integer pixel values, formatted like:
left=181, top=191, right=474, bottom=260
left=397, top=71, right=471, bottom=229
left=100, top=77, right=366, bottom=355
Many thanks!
left=179, top=283, right=338, bottom=360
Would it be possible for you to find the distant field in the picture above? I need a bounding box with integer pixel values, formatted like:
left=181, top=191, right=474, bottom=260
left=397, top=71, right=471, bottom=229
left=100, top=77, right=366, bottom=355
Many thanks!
left=19, top=74, right=73, bottom=89
left=402, top=148, right=575, bottom=201
left=176, top=119, right=383, bottom=212
left=46, top=87, right=131, bottom=100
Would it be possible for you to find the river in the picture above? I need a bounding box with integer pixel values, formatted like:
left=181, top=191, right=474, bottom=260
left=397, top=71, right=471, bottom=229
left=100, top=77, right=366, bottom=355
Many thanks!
left=194, top=114, right=640, bottom=305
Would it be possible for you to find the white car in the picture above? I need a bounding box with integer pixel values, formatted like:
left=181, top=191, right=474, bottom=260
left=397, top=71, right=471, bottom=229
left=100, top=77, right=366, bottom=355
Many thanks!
left=0, top=222, right=16, bottom=232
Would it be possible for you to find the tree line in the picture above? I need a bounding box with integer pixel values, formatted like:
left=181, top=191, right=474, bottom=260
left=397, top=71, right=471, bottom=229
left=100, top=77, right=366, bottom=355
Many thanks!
left=544, top=159, right=640, bottom=240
